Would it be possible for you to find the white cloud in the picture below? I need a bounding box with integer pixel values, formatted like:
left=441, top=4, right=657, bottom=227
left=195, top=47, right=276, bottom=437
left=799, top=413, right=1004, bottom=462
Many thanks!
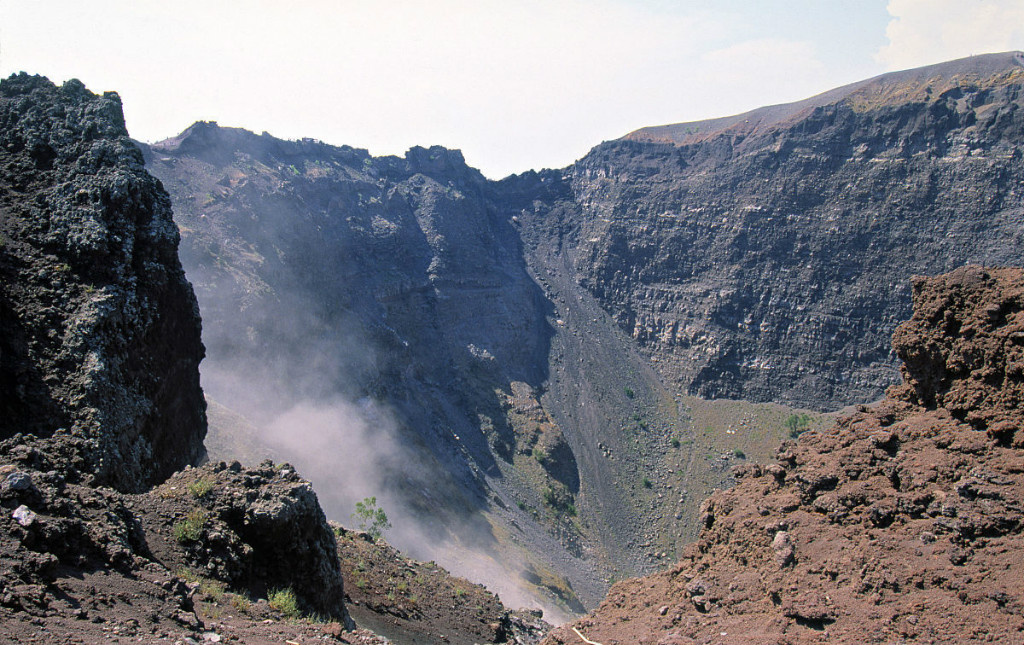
left=876, top=0, right=1024, bottom=71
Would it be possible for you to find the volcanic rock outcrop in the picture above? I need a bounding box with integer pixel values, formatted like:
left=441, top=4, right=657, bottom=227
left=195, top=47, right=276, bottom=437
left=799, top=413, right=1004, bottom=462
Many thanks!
left=0, top=75, right=355, bottom=642
left=0, top=73, right=206, bottom=491
left=543, top=266, right=1024, bottom=644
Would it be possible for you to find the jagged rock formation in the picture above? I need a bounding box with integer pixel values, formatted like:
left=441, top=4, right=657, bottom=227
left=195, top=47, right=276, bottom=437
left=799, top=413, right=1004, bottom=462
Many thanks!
left=0, top=74, right=206, bottom=491
left=543, top=266, right=1024, bottom=644
left=0, top=75, right=360, bottom=642
left=0, top=459, right=352, bottom=638
left=534, top=51, right=1024, bottom=409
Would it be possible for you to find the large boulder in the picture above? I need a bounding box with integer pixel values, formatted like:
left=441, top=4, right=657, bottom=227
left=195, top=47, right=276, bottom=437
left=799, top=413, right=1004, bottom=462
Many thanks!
left=0, top=74, right=206, bottom=491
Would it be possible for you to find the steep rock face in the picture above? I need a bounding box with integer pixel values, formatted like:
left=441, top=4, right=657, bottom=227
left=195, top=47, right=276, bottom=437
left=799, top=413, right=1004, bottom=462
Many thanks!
left=143, top=122, right=555, bottom=489
left=534, top=52, right=1024, bottom=409
left=0, top=74, right=206, bottom=491
left=141, top=128, right=602, bottom=613
left=544, top=266, right=1024, bottom=645
left=142, top=53, right=1024, bottom=614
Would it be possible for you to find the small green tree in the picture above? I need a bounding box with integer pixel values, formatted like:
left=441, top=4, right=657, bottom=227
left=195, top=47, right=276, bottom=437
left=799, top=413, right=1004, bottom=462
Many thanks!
left=352, top=496, right=392, bottom=540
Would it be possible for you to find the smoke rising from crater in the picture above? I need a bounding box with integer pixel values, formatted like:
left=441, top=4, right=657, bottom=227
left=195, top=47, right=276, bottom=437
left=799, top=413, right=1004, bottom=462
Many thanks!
left=199, top=340, right=567, bottom=622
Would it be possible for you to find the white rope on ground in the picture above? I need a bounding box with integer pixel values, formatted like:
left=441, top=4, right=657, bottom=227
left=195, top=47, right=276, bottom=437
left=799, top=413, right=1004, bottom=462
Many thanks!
left=572, top=626, right=605, bottom=645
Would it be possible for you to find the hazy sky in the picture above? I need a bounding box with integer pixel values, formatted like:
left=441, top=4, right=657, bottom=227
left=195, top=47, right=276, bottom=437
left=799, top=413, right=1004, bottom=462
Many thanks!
left=2, top=0, right=1023, bottom=177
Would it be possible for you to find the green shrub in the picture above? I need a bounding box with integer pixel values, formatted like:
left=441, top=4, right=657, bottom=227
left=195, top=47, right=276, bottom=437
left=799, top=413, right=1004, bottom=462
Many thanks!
left=199, top=578, right=227, bottom=602
left=229, top=593, right=253, bottom=613
left=733, top=448, right=746, bottom=459
left=172, top=510, right=208, bottom=543
left=187, top=477, right=214, bottom=498
left=624, top=387, right=635, bottom=399
left=785, top=413, right=812, bottom=438
left=642, top=477, right=653, bottom=489
left=268, top=588, right=301, bottom=618
left=670, top=437, right=681, bottom=448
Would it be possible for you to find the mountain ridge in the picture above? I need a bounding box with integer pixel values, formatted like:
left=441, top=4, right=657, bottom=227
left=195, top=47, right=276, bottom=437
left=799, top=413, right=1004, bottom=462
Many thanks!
left=623, top=50, right=1024, bottom=146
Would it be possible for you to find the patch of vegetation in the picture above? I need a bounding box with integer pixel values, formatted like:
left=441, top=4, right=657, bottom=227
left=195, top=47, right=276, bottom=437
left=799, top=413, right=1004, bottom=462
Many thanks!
left=200, top=578, right=227, bottom=602
left=268, top=588, right=301, bottom=618
left=733, top=448, right=746, bottom=459
left=187, top=477, right=214, bottom=498
left=532, top=447, right=548, bottom=464
left=785, top=413, right=812, bottom=438
left=172, top=509, right=208, bottom=543
left=542, top=485, right=577, bottom=517
left=624, top=387, right=635, bottom=399
left=229, top=593, right=253, bottom=613
left=175, top=567, right=202, bottom=584
left=352, top=496, right=392, bottom=540
left=670, top=437, right=681, bottom=448
left=642, top=476, right=653, bottom=489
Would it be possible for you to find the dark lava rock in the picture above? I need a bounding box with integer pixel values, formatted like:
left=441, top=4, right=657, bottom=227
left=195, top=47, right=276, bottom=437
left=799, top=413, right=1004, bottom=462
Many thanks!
left=544, top=267, right=1024, bottom=645
left=0, top=73, right=206, bottom=491
left=0, top=75, right=356, bottom=642
left=143, top=461, right=350, bottom=622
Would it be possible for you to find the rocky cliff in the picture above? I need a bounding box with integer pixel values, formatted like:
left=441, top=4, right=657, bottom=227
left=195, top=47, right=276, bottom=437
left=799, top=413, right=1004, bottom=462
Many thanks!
left=141, top=127, right=603, bottom=614
left=0, top=74, right=206, bottom=491
left=535, top=51, right=1024, bottom=410
left=543, top=266, right=1024, bottom=644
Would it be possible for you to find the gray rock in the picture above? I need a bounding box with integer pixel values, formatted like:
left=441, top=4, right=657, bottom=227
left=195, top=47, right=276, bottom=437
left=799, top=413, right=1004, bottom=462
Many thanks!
left=11, top=505, right=37, bottom=527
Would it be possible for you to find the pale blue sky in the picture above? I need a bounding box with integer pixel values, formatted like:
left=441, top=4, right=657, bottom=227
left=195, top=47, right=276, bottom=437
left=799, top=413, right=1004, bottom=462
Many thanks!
left=1, top=1, right=1022, bottom=177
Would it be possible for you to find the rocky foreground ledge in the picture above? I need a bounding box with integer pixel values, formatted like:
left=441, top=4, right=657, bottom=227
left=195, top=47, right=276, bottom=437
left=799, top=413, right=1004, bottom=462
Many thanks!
left=545, top=266, right=1024, bottom=645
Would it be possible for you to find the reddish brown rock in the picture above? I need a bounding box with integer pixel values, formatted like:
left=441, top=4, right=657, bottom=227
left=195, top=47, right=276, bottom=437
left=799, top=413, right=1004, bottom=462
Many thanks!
left=544, top=267, right=1024, bottom=645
